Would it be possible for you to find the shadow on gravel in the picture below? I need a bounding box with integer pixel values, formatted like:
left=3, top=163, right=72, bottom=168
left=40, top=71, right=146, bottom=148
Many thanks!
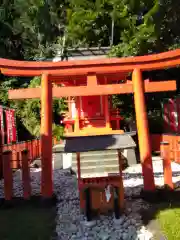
left=0, top=196, right=57, bottom=240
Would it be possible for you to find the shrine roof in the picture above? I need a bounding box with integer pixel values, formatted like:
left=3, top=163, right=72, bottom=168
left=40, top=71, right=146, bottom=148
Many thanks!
left=53, top=46, right=111, bottom=61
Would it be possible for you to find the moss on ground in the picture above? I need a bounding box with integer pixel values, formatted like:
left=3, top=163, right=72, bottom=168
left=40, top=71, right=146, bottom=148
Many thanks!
left=156, top=207, right=180, bottom=240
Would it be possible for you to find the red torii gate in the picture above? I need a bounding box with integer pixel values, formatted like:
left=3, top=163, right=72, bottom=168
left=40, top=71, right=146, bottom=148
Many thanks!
left=0, top=49, right=179, bottom=199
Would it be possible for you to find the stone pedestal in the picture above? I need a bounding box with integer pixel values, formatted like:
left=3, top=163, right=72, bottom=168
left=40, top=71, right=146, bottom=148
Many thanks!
left=62, top=153, right=72, bottom=169
left=122, top=148, right=137, bottom=166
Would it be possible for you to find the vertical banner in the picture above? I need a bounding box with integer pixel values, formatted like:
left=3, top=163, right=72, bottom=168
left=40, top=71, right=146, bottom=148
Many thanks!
left=11, top=109, right=17, bottom=142
left=163, top=101, right=170, bottom=133
left=0, top=106, right=4, bottom=144
left=169, top=98, right=177, bottom=132
left=5, top=110, right=11, bottom=144
left=5, top=109, right=16, bottom=144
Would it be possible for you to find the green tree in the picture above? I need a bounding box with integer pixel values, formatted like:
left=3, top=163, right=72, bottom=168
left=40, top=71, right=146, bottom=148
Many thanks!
left=0, top=0, right=69, bottom=140
left=66, top=0, right=113, bottom=47
left=1, top=0, right=180, bottom=137
left=0, top=0, right=68, bottom=60
left=12, top=77, right=66, bottom=138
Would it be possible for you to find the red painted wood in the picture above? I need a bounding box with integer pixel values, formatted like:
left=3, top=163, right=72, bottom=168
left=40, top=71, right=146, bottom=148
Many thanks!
left=30, top=141, right=33, bottom=161
left=11, top=144, right=17, bottom=169
left=81, top=96, right=102, bottom=118
left=160, top=143, right=174, bottom=189
left=176, top=98, right=180, bottom=133
left=21, top=150, right=31, bottom=199
left=8, top=81, right=177, bottom=99
left=3, top=151, right=13, bottom=200
left=1, top=139, right=44, bottom=170
left=28, top=141, right=32, bottom=162
left=31, top=141, right=34, bottom=160
left=0, top=49, right=180, bottom=68
left=169, top=99, right=177, bottom=132
left=150, top=134, right=162, bottom=152
left=151, top=134, right=180, bottom=163
left=133, top=69, right=155, bottom=191
left=1, top=49, right=180, bottom=77
left=41, top=74, right=53, bottom=198
left=163, top=102, right=170, bottom=132
left=77, top=152, right=81, bottom=182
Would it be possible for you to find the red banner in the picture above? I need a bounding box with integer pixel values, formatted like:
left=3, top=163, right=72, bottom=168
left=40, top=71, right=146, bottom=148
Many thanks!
left=168, top=99, right=177, bottom=132
left=163, top=102, right=170, bottom=132
left=11, top=109, right=17, bottom=142
left=5, top=110, right=11, bottom=144
left=0, top=106, right=4, bottom=144
left=5, top=109, right=17, bottom=144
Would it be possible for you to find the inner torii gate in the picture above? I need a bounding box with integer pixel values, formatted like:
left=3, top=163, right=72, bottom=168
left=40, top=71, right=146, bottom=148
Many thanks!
left=1, top=49, right=179, bottom=199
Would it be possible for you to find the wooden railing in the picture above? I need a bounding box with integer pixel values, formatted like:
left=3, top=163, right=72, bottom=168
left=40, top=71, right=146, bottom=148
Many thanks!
left=1, top=138, right=41, bottom=170
left=151, top=133, right=180, bottom=163
left=3, top=150, right=30, bottom=200
left=0, top=137, right=64, bottom=201
left=0, top=137, right=63, bottom=171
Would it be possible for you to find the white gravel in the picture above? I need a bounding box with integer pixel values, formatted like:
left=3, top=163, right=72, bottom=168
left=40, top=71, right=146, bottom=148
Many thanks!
left=0, top=157, right=180, bottom=240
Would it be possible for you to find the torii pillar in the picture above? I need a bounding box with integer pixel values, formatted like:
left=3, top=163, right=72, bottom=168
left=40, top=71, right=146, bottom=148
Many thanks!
left=41, top=74, right=53, bottom=198
left=132, top=69, right=155, bottom=191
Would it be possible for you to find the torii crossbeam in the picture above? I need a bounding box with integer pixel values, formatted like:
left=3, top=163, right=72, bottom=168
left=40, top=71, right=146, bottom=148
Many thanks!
left=8, top=79, right=176, bottom=99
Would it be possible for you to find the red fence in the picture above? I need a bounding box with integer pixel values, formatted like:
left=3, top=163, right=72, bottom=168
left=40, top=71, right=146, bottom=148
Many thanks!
left=2, top=150, right=32, bottom=200
left=1, top=139, right=41, bottom=169
left=151, top=134, right=180, bottom=163
left=0, top=137, right=62, bottom=171
left=0, top=137, right=63, bottom=201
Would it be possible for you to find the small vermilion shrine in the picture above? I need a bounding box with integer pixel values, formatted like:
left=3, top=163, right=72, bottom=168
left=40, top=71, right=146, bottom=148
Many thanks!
left=0, top=49, right=178, bottom=220
left=62, top=79, right=124, bottom=135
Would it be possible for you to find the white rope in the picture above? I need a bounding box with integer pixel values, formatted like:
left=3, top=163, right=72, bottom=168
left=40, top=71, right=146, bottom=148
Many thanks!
left=104, top=185, right=111, bottom=202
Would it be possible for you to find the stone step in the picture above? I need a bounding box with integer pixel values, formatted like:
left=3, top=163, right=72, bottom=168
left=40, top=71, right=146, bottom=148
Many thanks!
left=72, top=165, right=119, bottom=175
left=71, top=149, right=127, bottom=175
left=81, top=149, right=117, bottom=156
left=79, top=172, right=120, bottom=178
left=71, top=151, right=119, bottom=162
left=71, top=155, right=119, bottom=164
left=72, top=158, right=119, bottom=168
left=80, top=149, right=118, bottom=154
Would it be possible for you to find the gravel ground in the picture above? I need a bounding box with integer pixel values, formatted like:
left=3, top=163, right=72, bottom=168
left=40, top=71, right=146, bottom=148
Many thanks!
left=0, top=157, right=180, bottom=240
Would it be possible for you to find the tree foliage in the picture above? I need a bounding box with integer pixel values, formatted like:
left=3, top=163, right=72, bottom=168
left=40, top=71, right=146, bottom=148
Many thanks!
left=12, top=77, right=66, bottom=139
left=1, top=0, right=180, bottom=138
left=0, top=0, right=68, bottom=60
left=0, top=0, right=68, bottom=139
